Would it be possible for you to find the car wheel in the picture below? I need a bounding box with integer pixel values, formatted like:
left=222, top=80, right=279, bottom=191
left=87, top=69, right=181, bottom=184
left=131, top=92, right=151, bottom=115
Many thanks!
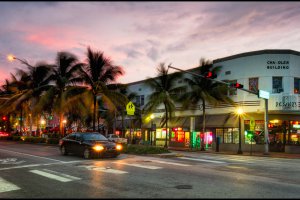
left=83, top=148, right=91, bottom=159
left=61, top=146, right=68, bottom=155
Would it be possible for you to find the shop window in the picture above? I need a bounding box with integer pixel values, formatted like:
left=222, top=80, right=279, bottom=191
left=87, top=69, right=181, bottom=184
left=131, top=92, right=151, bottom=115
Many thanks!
left=171, top=127, right=185, bottom=143
left=223, top=129, right=232, bottom=143
left=216, top=129, right=223, bottom=143
left=294, top=78, right=300, bottom=94
left=272, top=77, right=283, bottom=93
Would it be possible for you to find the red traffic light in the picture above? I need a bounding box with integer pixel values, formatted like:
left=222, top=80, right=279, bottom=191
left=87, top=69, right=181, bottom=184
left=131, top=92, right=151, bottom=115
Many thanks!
left=204, top=71, right=217, bottom=79
left=2, top=116, right=7, bottom=121
left=230, top=82, right=244, bottom=89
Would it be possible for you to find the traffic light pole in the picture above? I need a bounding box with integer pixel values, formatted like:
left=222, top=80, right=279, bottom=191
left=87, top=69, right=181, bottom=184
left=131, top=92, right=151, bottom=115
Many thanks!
left=168, top=65, right=269, bottom=155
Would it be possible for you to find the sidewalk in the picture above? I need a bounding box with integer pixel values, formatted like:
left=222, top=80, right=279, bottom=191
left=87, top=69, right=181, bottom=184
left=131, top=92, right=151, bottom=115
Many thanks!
left=165, top=147, right=300, bottom=159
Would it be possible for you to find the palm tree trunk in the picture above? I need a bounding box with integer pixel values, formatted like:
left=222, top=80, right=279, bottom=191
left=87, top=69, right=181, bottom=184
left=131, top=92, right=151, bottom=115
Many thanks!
left=59, top=113, right=64, bottom=137
left=20, top=105, right=23, bottom=133
left=164, top=103, right=168, bottom=148
left=201, top=100, right=206, bottom=151
left=93, top=95, right=96, bottom=131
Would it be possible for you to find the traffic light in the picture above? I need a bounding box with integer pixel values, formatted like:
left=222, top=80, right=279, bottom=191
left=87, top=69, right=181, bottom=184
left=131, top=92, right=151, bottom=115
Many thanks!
left=2, top=116, right=7, bottom=121
left=230, top=82, right=244, bottom=89
left=204, top=71, right=217, bottom=79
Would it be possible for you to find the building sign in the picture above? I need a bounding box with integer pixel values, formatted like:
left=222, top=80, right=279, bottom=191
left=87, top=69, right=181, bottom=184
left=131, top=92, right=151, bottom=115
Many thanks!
left=266, top=60, right=289, bottom=69
left=275, top=95, right=297, bottom=110
left=126, top=101, right=135, bottom=115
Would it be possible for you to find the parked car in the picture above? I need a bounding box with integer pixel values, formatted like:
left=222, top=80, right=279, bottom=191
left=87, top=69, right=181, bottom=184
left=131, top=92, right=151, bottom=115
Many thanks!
left=107, top=134, right=128, bottom=144
left=59, top=132, right=122, bottom=159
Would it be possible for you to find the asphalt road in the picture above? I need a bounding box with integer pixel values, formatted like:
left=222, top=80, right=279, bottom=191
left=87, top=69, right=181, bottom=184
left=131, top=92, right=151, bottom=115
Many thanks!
left=0, top=141, right=300, bottom=198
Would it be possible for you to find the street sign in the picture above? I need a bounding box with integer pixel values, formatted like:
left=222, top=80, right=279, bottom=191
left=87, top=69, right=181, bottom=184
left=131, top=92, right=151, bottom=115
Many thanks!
left=126, top=101, right=135, bottom=115
left=258, top=90, right=270, bottom=99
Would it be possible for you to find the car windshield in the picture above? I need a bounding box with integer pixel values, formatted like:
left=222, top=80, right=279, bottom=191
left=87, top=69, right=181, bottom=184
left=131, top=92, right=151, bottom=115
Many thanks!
left=82, top=133, right=108, bottom=141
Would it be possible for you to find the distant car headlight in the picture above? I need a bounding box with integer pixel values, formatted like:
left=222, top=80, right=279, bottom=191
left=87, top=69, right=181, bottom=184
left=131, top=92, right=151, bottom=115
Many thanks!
left=93, top=145, right=104, bottom=151
left=116, top=144, right=122, bottom=151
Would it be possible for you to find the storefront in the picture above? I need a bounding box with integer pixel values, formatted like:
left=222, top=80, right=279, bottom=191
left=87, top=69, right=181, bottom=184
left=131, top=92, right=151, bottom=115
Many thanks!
left=169, top=127, right=190, bottom=148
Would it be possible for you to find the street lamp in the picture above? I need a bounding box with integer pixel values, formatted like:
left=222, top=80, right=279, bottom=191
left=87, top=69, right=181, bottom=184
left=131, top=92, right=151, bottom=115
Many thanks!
left=7, top=54, right=32, bottom=68
left=236, top=107, right=244, bottom=154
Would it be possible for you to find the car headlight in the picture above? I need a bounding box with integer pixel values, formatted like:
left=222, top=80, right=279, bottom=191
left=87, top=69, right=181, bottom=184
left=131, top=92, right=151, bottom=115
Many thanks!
left=93, top=145, right=104, bottom=151
left=116, top=144, right=122, bottom=151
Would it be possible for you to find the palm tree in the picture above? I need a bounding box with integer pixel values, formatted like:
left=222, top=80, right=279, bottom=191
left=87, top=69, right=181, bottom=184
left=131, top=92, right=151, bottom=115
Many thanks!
left=143, top=63, right=185, bottom=148
left=80, top=46, right=126, bottom=132
left=36, top=51, right=85, bottom=136
left=180, top=58, right=233, bottom=151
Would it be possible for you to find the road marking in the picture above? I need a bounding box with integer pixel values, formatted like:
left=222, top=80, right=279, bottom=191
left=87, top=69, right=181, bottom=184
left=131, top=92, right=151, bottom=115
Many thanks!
left=78, top=165, right=128, bottom=174
left=0, top=160, right=83, bottom=171
left=41, top=169, right=82, bottom=180
left=178, top=157, right=226, bottom=164
left=149, top=160, right=191, bottom=166
left=0, top=148, right=65, bottom=163
left=113, top=162, right=162, bottom=169
left=0, top=158, right=25, bottom=165
left=0, top=177, right=20, bottom=193
left=29, top=169, right=80, bottom=182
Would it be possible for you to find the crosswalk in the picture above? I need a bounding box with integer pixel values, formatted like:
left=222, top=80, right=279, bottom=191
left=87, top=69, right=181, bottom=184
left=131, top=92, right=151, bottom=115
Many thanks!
left=0, top=158, right=190, bottom=193
left=0, top=155, right=294, bottom=194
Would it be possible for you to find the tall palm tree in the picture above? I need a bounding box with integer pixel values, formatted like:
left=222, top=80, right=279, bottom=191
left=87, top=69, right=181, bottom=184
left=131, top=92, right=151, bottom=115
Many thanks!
left=80, top=46, right=126, bottom=131
left=143, top=63, right=185, bottom=148
left=36, top=51, right=85, bottom=136
left=180, top=58, right=233, bottom=151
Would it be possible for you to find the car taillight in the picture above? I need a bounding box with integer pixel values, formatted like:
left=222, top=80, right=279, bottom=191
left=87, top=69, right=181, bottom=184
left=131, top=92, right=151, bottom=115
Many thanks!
left=59, top=140, right=63, bottom=145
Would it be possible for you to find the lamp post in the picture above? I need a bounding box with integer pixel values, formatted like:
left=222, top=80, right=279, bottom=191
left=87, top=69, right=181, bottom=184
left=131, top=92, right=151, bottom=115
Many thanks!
left=236, top=107, right=244, bottom=154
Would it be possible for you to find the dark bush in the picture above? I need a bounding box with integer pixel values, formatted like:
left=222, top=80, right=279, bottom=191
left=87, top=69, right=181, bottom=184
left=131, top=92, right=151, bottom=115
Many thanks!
left=124, top=144, right=170, bottom=154
left=23, top=137, right=46, bottom=143
left=46, top=138, right=60, bottom=144
left=12, top=136, right=22, bottom=141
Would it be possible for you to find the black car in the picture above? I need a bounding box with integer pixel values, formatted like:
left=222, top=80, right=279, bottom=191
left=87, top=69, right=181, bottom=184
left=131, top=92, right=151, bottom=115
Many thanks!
left=59, top=132, right=122, bottom=159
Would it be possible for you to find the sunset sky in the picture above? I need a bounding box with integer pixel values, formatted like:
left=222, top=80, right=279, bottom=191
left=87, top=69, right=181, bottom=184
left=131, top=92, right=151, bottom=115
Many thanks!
left=1, top=2, right=300, bottom=85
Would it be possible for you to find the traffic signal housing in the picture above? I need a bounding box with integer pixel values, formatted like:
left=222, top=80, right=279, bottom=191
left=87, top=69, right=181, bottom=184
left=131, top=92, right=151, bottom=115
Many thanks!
left=230, top=82, right=244, bottom=89
left=204, top=71, right=217, bottom=79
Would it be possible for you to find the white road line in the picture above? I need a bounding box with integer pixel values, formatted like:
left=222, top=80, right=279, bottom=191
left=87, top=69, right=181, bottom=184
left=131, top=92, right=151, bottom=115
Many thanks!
left=178, top=157, right=226, bottom=164
left=149, top=160, right=191, bottom=166
left=29, top=170, right=80, bottom=182
left=0, top=160, right=83, bottom=171
left=0, top=177, right=20, bottom=193
left=41, top=169, right=81, bottom=180
left=78, top=165, right=128, bottom=174
left=92, top=167, right=128, bottom=174
left=0, top=148, right=64, bottom=162
left=113, top=162, right=162, bottom=169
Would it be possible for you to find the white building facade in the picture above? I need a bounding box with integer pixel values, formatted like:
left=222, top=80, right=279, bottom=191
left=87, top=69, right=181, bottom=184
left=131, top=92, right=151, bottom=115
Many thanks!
left=119, top=49, right=300, bottom=153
